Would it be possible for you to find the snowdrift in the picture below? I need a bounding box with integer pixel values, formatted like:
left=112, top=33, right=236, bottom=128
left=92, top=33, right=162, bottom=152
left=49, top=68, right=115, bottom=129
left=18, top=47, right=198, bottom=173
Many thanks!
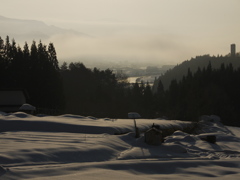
left=0, top=112, right=195, bottom=134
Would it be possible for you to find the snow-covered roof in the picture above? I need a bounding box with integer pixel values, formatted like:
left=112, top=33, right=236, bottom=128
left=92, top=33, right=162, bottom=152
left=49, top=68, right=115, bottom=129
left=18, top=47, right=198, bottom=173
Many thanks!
left=19, top=104, right=36, bottom=111
left=128, top=112, right=141, bottom=119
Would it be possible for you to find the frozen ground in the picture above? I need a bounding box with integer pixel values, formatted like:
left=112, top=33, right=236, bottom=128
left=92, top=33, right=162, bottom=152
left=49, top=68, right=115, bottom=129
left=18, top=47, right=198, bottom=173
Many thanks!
left=0, top=112, right=240, bottom=179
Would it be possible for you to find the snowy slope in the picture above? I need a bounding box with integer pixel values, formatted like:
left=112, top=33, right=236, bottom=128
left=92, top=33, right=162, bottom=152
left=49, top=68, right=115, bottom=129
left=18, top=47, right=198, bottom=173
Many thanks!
left=0, top=112, right=240, bottom=179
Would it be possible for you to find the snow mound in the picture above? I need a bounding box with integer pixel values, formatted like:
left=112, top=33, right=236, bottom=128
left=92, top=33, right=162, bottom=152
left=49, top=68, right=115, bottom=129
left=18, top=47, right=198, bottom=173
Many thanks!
left=118, top=143, right=188, bottom=160
left=0, top=111, right=8, bottom=116
left=58, top=114, right=86, bottom=119
left=200, top=115, right=221, bottom=123
left=9, top=112, right=33, bottom=118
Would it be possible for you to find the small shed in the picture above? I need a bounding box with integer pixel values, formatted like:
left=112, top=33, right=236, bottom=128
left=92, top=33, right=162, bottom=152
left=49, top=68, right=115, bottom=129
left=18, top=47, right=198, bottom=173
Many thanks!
left=0, top=89, right=29, bottom=112
left=145, top=128, right=163, bottom=145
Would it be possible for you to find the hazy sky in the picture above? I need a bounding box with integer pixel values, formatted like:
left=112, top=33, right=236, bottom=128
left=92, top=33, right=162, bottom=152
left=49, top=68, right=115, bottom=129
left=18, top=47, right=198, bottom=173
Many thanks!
left=1, top=0, right=240, bottom=65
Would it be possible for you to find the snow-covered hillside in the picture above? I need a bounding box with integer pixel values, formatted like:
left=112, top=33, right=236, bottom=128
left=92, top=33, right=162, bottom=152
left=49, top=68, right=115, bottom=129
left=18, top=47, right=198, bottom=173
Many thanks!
left=0, top=112, right=240, bottom=179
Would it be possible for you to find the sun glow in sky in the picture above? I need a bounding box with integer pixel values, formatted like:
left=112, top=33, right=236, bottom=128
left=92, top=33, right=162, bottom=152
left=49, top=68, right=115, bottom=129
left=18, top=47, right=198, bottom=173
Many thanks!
left=1, top=0, right=240, bottom=65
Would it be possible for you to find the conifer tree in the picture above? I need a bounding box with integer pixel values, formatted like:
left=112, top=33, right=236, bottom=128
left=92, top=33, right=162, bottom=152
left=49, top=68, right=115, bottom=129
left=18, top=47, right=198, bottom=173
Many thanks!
left=4, top=36, right=11, bottom=62
left=0, top=37, right=6, bottom=87
left=23, top=42, right=30, bottom=60
left=30, top=40, right=38, bottom=63
left=0, top=37, right=4, bottom=62
left=48, top=42, right=59, bottom=71
left=60, top=62, right=68, bottom=71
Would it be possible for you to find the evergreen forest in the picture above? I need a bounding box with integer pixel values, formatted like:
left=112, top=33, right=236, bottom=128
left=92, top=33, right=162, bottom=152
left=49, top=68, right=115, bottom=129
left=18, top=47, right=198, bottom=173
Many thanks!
left=1, top=36, right=240, bottom=126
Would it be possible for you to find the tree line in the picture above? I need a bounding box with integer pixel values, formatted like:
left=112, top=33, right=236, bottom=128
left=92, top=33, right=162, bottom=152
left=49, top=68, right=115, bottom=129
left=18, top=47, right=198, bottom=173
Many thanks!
left=60, top=59, right=240, bottom=126
left=156, top=62, right=240, bottom=126
left=60, top=62, right=158, bottom=118
left=1, top=36, right=240, bottom=126
left=0, top=36, right=65, bottom=111
left=153, top=54, right=240, bottom=91
left=0, top=36, right=155, bottom=118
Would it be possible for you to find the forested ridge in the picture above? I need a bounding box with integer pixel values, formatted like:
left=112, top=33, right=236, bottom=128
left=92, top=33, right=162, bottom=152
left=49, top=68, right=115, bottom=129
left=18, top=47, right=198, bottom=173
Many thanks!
left=153, top=54, right=240, bottom=91
left=161, top=62, right=240, bottom=126
left=1, top=36, right=240, bottom=126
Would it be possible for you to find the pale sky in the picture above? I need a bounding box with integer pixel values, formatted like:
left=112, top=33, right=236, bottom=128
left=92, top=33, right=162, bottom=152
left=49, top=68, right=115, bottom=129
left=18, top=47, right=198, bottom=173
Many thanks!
left=1, top=0, right=240, bottom=66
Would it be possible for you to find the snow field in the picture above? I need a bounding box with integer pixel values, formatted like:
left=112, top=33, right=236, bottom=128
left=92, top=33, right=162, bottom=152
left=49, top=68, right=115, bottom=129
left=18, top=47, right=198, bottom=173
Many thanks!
left=0, top=112, right=240, bottom=179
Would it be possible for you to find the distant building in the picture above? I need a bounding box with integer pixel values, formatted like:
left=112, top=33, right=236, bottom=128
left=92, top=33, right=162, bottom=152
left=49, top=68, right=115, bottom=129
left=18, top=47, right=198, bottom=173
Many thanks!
left=231, top=44, right=236, bottom=57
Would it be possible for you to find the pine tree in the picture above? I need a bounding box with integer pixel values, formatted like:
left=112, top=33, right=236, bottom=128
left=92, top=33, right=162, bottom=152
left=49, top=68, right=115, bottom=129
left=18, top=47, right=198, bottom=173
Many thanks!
left=4, top=36, right=11, bottom=61
left=0, top=37, right=6, bottom=87
left=10, top=39, right=17, bottom=62
left=0, top=36, right=4, bottom=62
left=60, top=62, right=68, bottom=72
left=23, top=42, right=30, bottom=60
left=156, top=80, right=164, bottom=95
left=37, top=41, right=49, bottom=67
left=48, top=43, right=59, bottom=71
left=30, top=40, right=38, bottom=63
left=143, top=82, right=154, bottom=117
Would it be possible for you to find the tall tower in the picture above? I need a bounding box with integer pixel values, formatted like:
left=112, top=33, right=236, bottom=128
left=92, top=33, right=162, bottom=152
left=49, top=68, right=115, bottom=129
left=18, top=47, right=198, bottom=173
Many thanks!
left=231, top=44, right=236, bottom=57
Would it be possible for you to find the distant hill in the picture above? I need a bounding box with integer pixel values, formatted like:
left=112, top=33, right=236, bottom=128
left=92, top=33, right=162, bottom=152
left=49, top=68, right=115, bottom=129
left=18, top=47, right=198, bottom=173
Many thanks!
left=0, top=15, right=88, bottom=42
left=153, top=54, right=240, bottom=91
